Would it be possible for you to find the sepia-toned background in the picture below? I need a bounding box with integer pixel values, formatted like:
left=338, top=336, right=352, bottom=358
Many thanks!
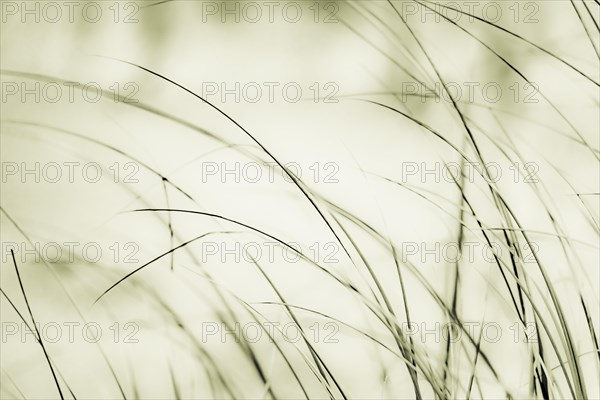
left=1, top=1, right=599, bottom=399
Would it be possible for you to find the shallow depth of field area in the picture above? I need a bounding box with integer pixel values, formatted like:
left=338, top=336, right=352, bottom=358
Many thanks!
left=1, top=1, right=599, bottom=399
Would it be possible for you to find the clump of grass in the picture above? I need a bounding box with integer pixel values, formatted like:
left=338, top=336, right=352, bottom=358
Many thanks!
left=1, top=1, right=599, bottom=399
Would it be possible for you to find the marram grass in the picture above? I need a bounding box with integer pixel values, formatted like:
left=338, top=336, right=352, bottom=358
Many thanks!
left=0, top=1, right=599, bottom=399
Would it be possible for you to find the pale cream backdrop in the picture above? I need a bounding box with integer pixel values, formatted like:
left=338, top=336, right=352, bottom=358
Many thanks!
left=1, top=1, right=599, bottom=399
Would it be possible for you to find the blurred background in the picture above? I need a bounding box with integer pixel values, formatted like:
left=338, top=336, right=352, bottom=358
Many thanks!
left=1, top=1, right=599, bottom=399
